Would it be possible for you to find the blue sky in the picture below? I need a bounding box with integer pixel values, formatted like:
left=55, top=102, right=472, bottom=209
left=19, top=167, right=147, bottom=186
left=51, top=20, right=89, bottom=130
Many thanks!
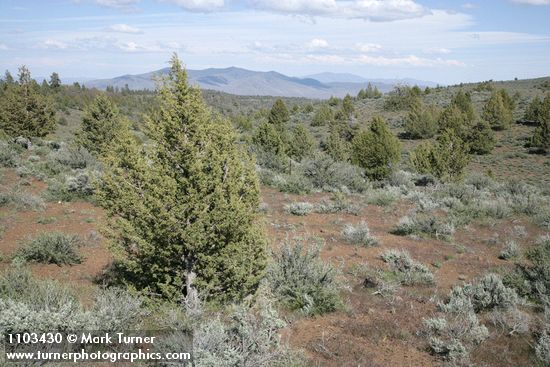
left=0, top=0, right=549, bottom=84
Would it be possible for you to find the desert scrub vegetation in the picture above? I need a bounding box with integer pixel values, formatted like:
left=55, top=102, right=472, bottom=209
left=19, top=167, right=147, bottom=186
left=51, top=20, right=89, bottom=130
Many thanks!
left=380, top=249, right=435, bottom=286
left=315, top=192, right=360, bottom=215
left=285, top=201, right=313, bottom=216
left=0, top=266, right=145, bottom=334
left=13, top=232, right=83, bottom=265
left=0, top=187, right=45, bottom=211
left=342, top=221, right=378, bottom=247
left=423, top=273, right=520, bottom=362
left=499, top=240, right=521, bottom=260
left=267, top=238, right=342, bottom=316
left=392, top=211, right=455, bottom=240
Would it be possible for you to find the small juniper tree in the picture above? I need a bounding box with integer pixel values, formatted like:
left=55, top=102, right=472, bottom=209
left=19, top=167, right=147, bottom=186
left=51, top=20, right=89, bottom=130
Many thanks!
left=289, top=124, right=315, bottom=160
left=268, top=98, right=290, bottom=127
left=524, top=96, right=543, bottom=123
left=311, top=104, right=333, bottom=127
left=482, top=91, right=513, bottom=130
left=341, top=94, right=355, bottom=119
left=49, top=72, right=61, bottom=90
left=77, top=94, right=129, bottom=157
left=468, top=119, right=496, bottom=155
left=438, top=105, right=470, bottom=139
left=410, top=129, right=470, bottom=181
left=351, top=116, right=401, bottom=180
left=531, top=118, right=550, bottom=153
left=0, top=66, right=56, bottom=138
left=404, top=99, right=438, bottom=139
left=98, top=55, right=267, bottom=303
left=451, top=90, right=476, bottom=122
left=324, top=126, right=350, bottom=162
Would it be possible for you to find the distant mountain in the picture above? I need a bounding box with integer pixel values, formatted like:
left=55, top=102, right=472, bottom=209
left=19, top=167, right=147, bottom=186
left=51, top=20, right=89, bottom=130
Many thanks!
left=84, top=67, right=437, bottom=98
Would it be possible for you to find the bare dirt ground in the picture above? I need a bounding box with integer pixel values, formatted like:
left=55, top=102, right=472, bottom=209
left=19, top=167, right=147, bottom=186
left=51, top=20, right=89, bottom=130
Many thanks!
left=0, top=174, right=546, bottom=366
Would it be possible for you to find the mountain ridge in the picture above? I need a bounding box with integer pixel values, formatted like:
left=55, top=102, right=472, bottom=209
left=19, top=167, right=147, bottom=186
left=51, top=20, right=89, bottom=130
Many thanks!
left=83, top=66, right=437, bottom=98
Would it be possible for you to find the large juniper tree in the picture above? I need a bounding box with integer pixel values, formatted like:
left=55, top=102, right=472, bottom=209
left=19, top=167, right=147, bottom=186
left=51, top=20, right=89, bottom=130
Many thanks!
left=98, top=55, right=267, bottom=303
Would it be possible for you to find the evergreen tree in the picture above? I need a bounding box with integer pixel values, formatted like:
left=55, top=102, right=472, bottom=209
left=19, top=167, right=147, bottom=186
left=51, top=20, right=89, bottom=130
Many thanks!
left=524, top=96, right=543, bottom=123
left=482, top=91, right=513, bottom=130
left=77, top=94, right=129, bottom=156
left=451, top=90, right=476, bottom=122
left=437, top=105, right=470, bottom=138
left=289, top=124, right=315, bottom=160
left=341, top=94, right=354, bottom=119
left=253, top=121, right=285, bottom=156
left=351, top=116, right=401, bottom=180
left=404, top=99, right=438, bottom=139
left=49, top=72, right=61, bottom=90
left=531, top=119, right=550, bottom=153
left=467, top=120, right=496, bottom=155
left=324, top=125, right=350, bottom=162
left=311, top=105, right=333, bottom=127
left=0, top=66, right=56, bottom=138
left=97, top=55, right=267, bottom=303
left=410, top=129, right=470, bottom=181
left=3, top=70, right=14, bottom=85
left=357, top=88, right=367, bottom=100
left=328, top=96, right=340, bottom=106
left=268, top=98, right=290, bottom=127
left=498, top=88, right=515, bottom=113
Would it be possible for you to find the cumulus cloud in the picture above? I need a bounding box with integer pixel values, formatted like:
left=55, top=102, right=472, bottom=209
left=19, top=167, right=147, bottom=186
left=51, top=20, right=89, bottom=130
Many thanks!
left=511, top=0, right=550, bottom=5
left=250, top=0, right=430, bottom=21
left=0, top=44, right=8, bottom=50
left=425, top=47, right=451, bottom=54
left=38, top=39, right=68, bottom=50
left=160, top=0, right=225, bottom=11
left=356, top=54, right=464, bottom=67
left=462, top=3, right=477, bottom=9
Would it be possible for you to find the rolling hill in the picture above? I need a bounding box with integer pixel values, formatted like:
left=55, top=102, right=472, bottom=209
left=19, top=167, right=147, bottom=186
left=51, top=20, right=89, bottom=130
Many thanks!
left=83, top=67, right=437, bottom=98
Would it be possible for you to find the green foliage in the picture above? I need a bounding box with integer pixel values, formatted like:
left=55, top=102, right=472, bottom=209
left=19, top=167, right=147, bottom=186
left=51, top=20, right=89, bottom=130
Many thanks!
left=268, top=98, right=290, bottom=127
left=77, top=94, right=130, bottom=157
left=358, top=83, right=382, bottom=99
left=383, top=85, right=421, bottom=111
left=451, top=90, right=476, bottom=122
left=13, top=232, right=83, bottom=265
left=524, top=93, right=550, bottom=124
left=97, top=55, right=267, bottom=303
left=311, top=104, right=333, bottom=126
left=467, top=119, right=496, bottom=155
left=254, top=121, right=286, bottom=156
left=351, top=116, right=401, bottom=180
left=267, top=238, right=342, bottom=316
left=482, top=90, right=513, bottom=130
left=410, top=129, right=470, bottom=182
left=324, top=126, right=350, bottom=162
left=341, top=94, right=354, bottom=119
left=49, top=72, right=61, bottom=90
left=288, top=124, right=315, bottom=160
left=301, top=153, right=369, bottom=192
left=531, top=118, right=550, bottom=152
left=437, top=105, right=470, bottom=138
left=403, top=99, right=438, bottom=139
left=0, top=66, right=56, bottom=138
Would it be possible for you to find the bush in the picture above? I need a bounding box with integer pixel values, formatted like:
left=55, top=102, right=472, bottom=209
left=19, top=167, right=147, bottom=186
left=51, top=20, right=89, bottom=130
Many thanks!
left=276, top=172, right=313, bottom=194
left=301, top=154, right=369, bottom=193
left=285, top=202, right=313, bottom=216
left=536, top=330, right=550, bottom=366
left=0, top=140, right=21, bottom=168
left=380, top=249, right=434, bottom=285
left=423, top=312, right=489, bottom=362
left=392, top=212, right=455, bottom=240
left=0, top=188, right=45, bottom=211
left=342, top=221, right=378, bottom=247
left=439, top=274, right=519, bottom=314
left=365, top=187, right=401, bottom=206
left=267, top=238, right=342, bottom=316
left=13, top=233, right=83, bottom=265
left=499, top=240, right=520, bottom=260
left=315, top=192, right=360, bottom=215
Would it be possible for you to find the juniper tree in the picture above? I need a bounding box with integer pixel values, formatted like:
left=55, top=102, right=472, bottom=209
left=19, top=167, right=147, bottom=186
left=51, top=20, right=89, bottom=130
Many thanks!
left=49, top=72, right=61, bottom=90
left=498, top=88, right=515, bottom=113
left=289, top=124, right=315, bottom=160
left=437, top=105, right=470, bottom=139
left=253, top=121, right=286, bottom=156
left=0, top=66, right=55, bottom=138
left=351, top=116, right=401, bottom=180
left=268, top=98, right=290, bottom=127
left=531, top=118, right=550, bottom=153
left=468, top=120, right=496, bottom=155
left=324, top=126, right=350, bottom=162
left=77, top=94, right=129, bottom=156
left=482, top=91, right=513, bottom=130
left=403, top=99, right=438, bottom=139
left=342, top=94, right=355, bottom=119
left=451, top=90, right=476, bottom=122
left=410, top=129, right=470, bottom=181
left=311, top=104, right=333, bottom=127
left=524, top=96, right=543, bottom=123
left=97, top=55, right=267, bottom=303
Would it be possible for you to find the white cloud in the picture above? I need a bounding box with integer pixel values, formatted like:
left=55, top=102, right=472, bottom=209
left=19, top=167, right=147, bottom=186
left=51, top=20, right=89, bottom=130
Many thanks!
left=356, top=54, right=464, bottom=67
left=306, top=38, right=329, bottom=49
left=462, top=3, right=477, bottom=9
left=511, top=0, right=550, bottom=5
left=0, top=44, right=8, bottom=50
left=160, top=0, right=225, bottom=11
left=94, top=0, right=140, bottom=9
left=38, top=39, right=68, bottom=49
left=356, top=42, right=382, bottom=52
left=425, top=47, right=451, bottom=54
left=250, top=0, right=430, bottom=21
left=105, top=24, right=142, bottom=33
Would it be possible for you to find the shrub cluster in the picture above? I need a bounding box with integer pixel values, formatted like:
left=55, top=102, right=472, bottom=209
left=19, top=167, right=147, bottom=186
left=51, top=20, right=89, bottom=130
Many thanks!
left=13, top=233, right=83, bottom=265
left=380, top=249, right=434, bottom=286
left=342, top=221, right=378, bottom=247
